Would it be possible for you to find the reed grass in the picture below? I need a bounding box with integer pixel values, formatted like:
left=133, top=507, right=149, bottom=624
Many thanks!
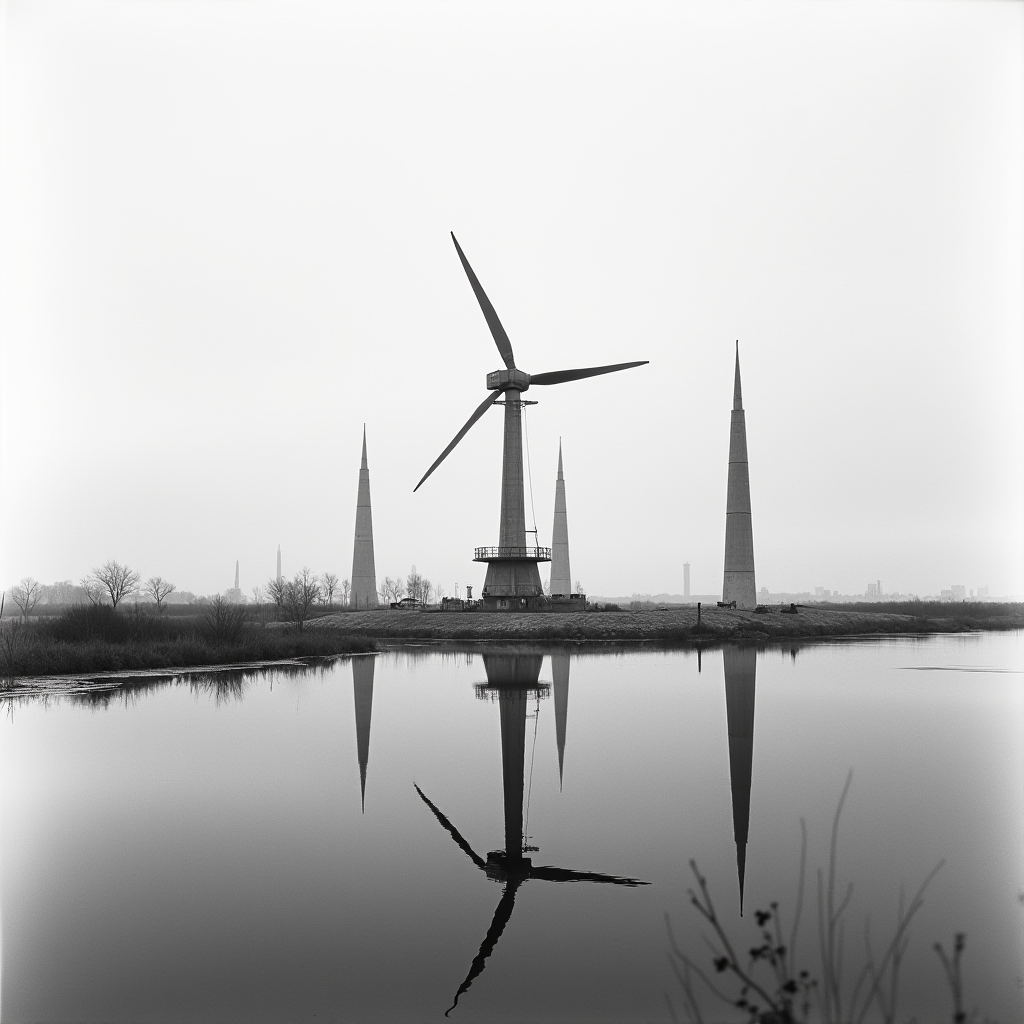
left=0, top=603, right=373, bottom=680
left=664, top=771, right=969, bottom=1024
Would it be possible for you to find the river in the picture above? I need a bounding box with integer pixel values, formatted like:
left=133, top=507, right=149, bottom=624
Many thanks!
left=2, top=633, right=1021, bottom=1022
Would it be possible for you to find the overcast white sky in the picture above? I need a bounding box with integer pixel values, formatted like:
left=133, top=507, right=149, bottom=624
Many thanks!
left=2, top=0, right=1021, bottom=600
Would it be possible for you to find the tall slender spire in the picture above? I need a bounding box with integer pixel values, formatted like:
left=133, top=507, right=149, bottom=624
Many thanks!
left=352, top=655, right=375, bottom=812
left=276, top=545, right=282, bottom=584
left=549, top=440, right=572, bottom=597
left=723, top=342, right=756, bottom=608
left=351, top=425, right=379, bottom=608
left=551, top=651, right=570, bottom=788
left=723, top=645, right=756, bottom=914
left=234, top=560, right=239, bottom=591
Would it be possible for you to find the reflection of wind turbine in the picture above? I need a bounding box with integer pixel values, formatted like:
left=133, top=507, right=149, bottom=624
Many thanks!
left=551, top=651, right=570, bottom=788
left=414, top=235, right=648, bottom=606
left=415, top=652, right=648, bottom=1016
left=352, top=655, right=375, bottom=812
left=723, top=645, right=756, bottom=914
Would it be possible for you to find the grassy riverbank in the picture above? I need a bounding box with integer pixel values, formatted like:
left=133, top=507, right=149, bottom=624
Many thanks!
left=0, top=604, right=374, bottom=682
left=309, top=601, right=1023, bottom=644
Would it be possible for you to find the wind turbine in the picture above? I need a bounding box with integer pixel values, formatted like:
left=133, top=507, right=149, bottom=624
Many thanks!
left=414, top=234, right=648, bottom=607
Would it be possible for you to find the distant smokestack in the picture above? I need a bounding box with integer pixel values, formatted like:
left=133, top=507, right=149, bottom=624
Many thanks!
left=683, top=562, right=690, bottom=599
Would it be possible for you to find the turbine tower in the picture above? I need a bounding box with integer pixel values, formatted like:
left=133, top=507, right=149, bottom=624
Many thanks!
left=549, top=442, right=572, bottom=597
left=723, top=343, right=756, bottom=608
left=415, top=234, right=647, bottom=608
left=351, top=426, right=378, bottom=608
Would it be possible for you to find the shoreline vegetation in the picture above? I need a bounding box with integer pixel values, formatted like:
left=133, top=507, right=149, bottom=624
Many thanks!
left=1, top=601, right=1019, bottom=694
left=0, top=603, right=374, bottom=688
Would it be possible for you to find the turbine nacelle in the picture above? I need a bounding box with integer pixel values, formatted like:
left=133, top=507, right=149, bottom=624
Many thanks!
left=486, top=368, right=531, bottom=392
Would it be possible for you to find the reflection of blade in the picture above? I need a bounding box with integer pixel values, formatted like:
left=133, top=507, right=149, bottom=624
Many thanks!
left=451, top=233, right=516, bottom=370
left=445, top=880, right=522, bottom=1017
left=529, top=361, right=648, bottom=386
left=413, top=391, right=501, bottom=492
left=414, top=784, right=486, bottom=870
left=530, top=865, right=650, bottom=886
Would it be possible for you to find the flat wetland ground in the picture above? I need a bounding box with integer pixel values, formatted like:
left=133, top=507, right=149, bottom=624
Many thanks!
left=3, top=602, right=1019, bottom=696
left=309, top=601, right=1024, bottom=645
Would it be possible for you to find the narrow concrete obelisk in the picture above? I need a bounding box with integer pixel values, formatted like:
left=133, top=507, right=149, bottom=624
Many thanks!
left=276, top=545, right=282, bottom=584
left=551, top=651, right=570, bottom=789
left=723, top=343, right=756, bottom=608
left=352, top=655, right=375, bottom=812
left=723, top=645, right=756, bottom=915
left=550, top=441, right=572, bottom=597
left=350, top=426, right=378, bottom=609
left=234, top=560, right=240, bottom=591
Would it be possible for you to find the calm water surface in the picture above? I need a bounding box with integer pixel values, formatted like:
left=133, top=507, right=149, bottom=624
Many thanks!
left=2, top=634, right=1022, bottom=1022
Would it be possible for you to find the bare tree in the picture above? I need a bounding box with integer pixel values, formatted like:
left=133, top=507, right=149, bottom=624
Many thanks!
left=266, top=577, right=287, bottom=618
left=10, top=578, right=42, bottom=618
left=340, top=577, right=351, bottom=607
left=320, top=571, right=339, bottom=607
left=283, top=567, right=321, bottom=632
left=379, top=575, right=405, bottom=605
left=78, top=576, right=103, bottom=605
left=377, top=580, right=390, bottom=605
left=89, top=560, right=140, bottom=611
left=421, top=578, right=433, bottom=605
left=406, top=567, right=423, bottom=603
left=251, top=584, right=265, bottom=605
left=144, top=576, right=176, bottom=613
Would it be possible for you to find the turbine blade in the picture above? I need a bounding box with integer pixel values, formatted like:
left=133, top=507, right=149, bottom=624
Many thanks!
left=451, top=233, right=516, bottom=369
left=414, top=391, right=501, bottom=492
left=528, top=360, right=649, bottom=386
left=413, top=784, right=487, bottom=870
left=446, top=881, right=522, bottom=1016
left=529, top=864, right=650, bottom=886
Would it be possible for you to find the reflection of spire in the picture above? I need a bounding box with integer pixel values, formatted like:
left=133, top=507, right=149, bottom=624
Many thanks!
left=551, top=651, right=570, bottom=788
left=723, top=645, right=756, bottom=914
left=723, top=343, right=756, bottom=608
left=351, top=426, right=379, bottom=608
left=550, top=441, right=572, bottom=596
left=416, top=651, right=647, bottom=1015
left=353, top=655, right=375, bottom=812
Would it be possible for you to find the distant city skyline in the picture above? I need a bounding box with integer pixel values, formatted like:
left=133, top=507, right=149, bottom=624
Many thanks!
left=2, top=2, right=1021, bottom=599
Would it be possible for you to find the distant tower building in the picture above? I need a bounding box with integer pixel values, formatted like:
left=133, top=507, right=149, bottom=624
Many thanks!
left=276, top=545, right=282, bottom=584
left=683, top=562, right=691, bottom=599
left=351, top=426, right=378, bottom=608
left=550, top=441, right=572, bottom=597
left=225, top=560, right=243, bottom=603
left=723, top=343, right=756, bottom=608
